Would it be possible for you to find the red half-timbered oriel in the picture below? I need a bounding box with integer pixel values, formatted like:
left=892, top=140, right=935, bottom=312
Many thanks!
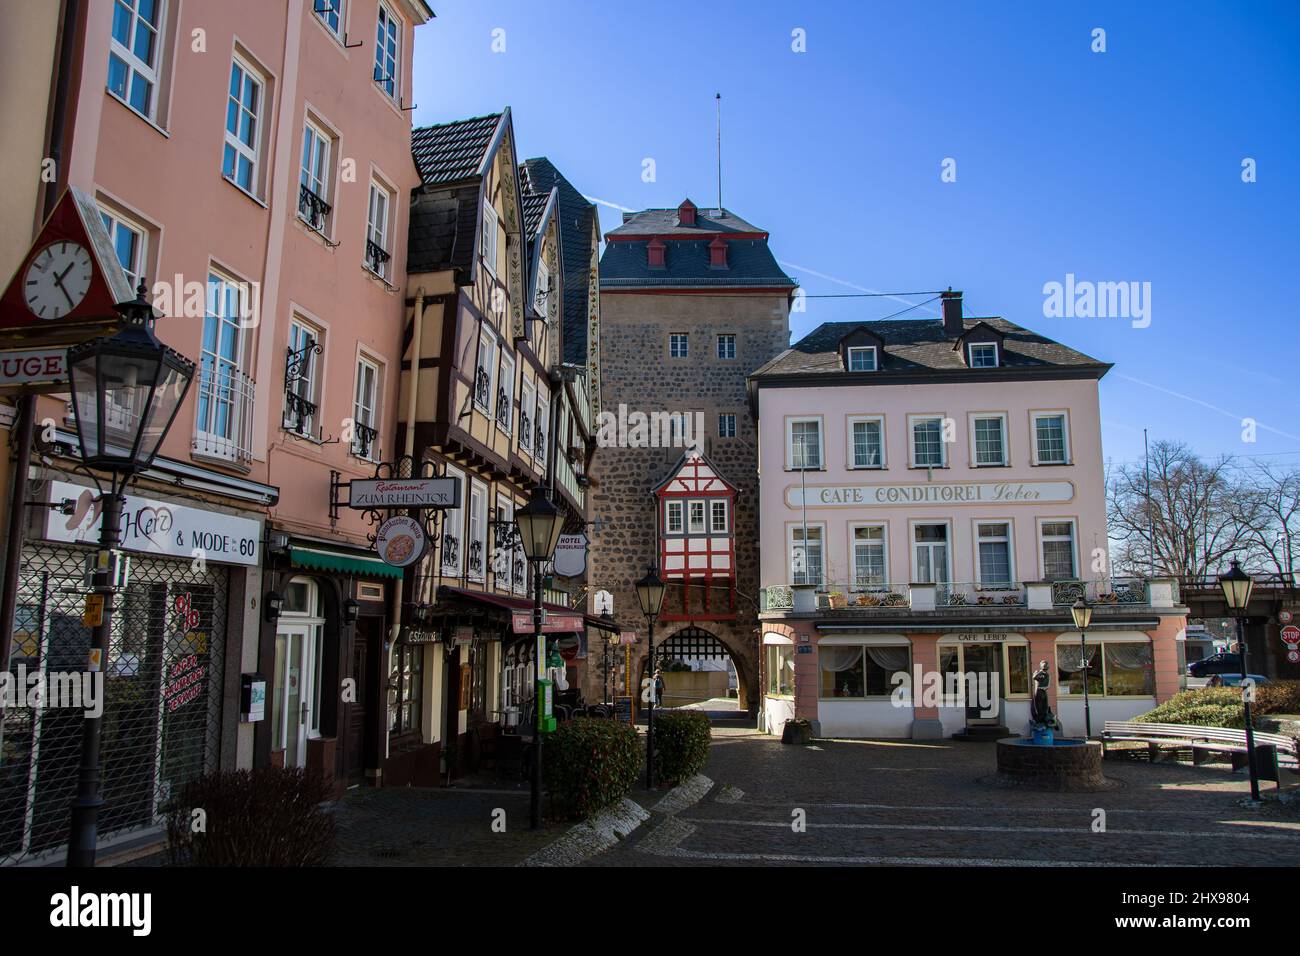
left=654, top=450, right=737, bottom=621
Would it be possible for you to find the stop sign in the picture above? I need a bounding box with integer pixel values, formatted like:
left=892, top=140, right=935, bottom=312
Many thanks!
left=1282, top=625, right=1300, bottom=646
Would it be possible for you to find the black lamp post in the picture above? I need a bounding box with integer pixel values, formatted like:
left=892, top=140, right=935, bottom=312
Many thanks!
left=1070, top=599, right=1094, bottom=738
left=1219, top=558, right=1261, bottom=801
left=635, top=567, right=666, bottom=788
left=514, top=485, right=565, bottom=829
left=64, top=281, right=196, bottom=867
left=603, top=613, right=617, bottom=706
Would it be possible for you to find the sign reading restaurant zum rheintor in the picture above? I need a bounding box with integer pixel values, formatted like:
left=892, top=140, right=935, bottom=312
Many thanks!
left=347, top=477, right=461, bottom=510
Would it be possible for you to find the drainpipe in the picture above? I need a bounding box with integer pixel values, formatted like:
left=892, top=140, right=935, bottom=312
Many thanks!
left=382, top=288, right=425, bottom=762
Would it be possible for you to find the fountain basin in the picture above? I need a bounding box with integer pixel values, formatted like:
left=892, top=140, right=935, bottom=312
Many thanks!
left=995, top=737, right=1112, bottom=791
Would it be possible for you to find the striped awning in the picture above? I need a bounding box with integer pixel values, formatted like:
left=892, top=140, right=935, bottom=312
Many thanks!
left=288, top=545, right=402, bottom=579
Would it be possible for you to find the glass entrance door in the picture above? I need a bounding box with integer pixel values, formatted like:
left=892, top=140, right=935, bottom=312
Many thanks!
left=962, top=643, right=1003, bottom=724
left=913, top=524, right=950, bottom=595
left=272, top=623, right=319, bottom=768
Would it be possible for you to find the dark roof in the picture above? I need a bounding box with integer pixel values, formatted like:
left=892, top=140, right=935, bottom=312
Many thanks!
left=521, top=187, right=550, bottom=238
left=600, top=237, right=796, bottom=289
left=520, top=157, right=599, bottom=366
left=411, top=112, right=503, bottom=187
left=606, top=204, right=766, bottom=238
left=752, top=317, right=1110, bottom=381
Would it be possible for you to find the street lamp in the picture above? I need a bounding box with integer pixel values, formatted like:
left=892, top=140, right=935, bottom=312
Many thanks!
left=64, top=281, right=196, bottom=867
left=514, top=485, right=565, bottom=829
left=635, top=567, right=666, bottom=788
left=1218, top=558, right=1261, bottom=801
left=1070, top=598, right=1094, bottom=739
left=602, top=613, right=617, bottom=706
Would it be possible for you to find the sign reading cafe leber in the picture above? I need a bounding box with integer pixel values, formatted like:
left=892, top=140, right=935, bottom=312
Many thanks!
left=786, top=480, right=1075, bottom=508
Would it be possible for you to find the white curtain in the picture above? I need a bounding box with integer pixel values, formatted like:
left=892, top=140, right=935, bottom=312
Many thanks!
left=866, top=647, right=910, bottom=672
left=820, top=647, right=863, bottom=672
left=1105, top=643, right=1152, bottom=669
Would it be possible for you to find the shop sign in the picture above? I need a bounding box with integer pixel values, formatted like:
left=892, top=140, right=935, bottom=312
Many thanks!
left=593, top=589, right=613, bottom=616
left=0, top=347, right=68, bottom=387
left=405, top=629, right=440, bottom=644
left=164, top=653, right=206, bottom=713
left=949, top=631, right=1018, bottom=642
left=787, top=480, right=1074, bottom=508
left=553, top=533, right=588, bottom=577
left=43, top=480, right=260, bottom=566
left=512, top=610, right=584, bottom=634
left=348, top=477, right=460, bottom=509
left=375, top=516, right=427, bottom=567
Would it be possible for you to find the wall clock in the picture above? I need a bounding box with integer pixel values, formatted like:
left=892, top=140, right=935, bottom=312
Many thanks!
left=24, top=241, right=93, bottom=319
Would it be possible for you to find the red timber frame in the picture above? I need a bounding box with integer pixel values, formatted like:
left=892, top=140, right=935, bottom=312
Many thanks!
left=653, top=451, right=738, bottom=622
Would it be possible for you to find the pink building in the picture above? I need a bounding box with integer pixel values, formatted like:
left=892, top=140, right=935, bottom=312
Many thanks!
left=0, top=0, right=432, bottom=863
left=752, top=291, right=1187, bottom=740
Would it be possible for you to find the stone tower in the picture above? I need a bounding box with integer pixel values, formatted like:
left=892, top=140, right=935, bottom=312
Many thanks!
left=588, top=199, right=794, bottom=713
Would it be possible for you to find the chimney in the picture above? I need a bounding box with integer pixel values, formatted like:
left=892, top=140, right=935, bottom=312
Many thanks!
left=941, top=289, right=963, bottom=336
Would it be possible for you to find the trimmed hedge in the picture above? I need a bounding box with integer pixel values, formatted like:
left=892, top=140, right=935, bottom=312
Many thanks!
left=165, top=766, right=336, bottom=866
left=652, top=711, right=711, bottom=786
left=544, top=717, right=642, bottom=820
left=1134, top=681, right=1300, bottom=729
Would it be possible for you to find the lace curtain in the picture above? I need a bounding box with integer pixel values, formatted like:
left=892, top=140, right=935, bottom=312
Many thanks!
left=866, top=646, right=910, bottom=672
left=1105, top=643, right=1152, bottom=669
left=821, top=647, right=863, bottom=672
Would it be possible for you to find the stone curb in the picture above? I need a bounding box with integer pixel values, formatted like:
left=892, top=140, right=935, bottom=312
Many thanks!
left=519, top=774, right=714, bottom=867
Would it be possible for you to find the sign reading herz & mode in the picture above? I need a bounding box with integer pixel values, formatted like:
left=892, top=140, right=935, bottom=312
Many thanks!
left=347, top=477, right=461, bottom=509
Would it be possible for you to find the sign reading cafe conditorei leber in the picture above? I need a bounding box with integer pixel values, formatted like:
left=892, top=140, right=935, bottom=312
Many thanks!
left=786, top=480, right=1075, bottom=508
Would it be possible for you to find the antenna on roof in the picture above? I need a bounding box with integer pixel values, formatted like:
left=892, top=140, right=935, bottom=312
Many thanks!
left=715, top=93, right=724, bottom=218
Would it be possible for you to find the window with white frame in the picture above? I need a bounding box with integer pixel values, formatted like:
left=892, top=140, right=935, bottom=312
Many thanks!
left=910, top=416, right=945, bottom=467
left=847, top=346, right=877, bottom=372
left=475, top=331, right=496, bottom=412
left=852, top=525, right=887, bottom=589
left=787, top=418, right=822, bottom=470
left=534, top=258, right=551, bottom=317
left=710, top=500, right=728, bottom=534
left=790, top=524, right=824, bottom=586
left=972, top=415, right=1007, bottom=466
left=968, top=342, right=999, bottom=368
left=373, top=2, right=401, bottom=99
left=535, top=392, right=549, bottom=470
left=519, top=379, right=535, bottom=452
left=820, top=643, right=911, bottom=698
left=719, top=413, right=736, bottom=438
left=283, top=319, right=321, bottom=436
left=1057, top=639, right=1154, bottom=697
left=665, top=500, right=683, bottom=534
left=365, top=180, right=393, bottom=278
left=314, top=0, right=345, bottom=38
left=977, top=522, right=1013, bottom=588
left=352, top=356, right=381, bottom=459
left=716, top=334, right=736, bottom=359
left=108, top=0, right=164, bottom=121
left=850, top=417, right=884, bottom=468
left=195, top=271, right=250, bottom=460
left=497, top=352, right=515, bottom=433
left=222, top=57, right=264, bottom=194
left=299, top=120, right=333, bottom=232
left=1034, top=413, right=1070, bottom=464
left=98, top=208, right=146, bottom=290
left=669, top=333, right=689, bottom=358
left=441, top=466, right=464, bottom=575
left=480, top=202, right=499, bottom=277
left=468, top=482, right=487, bottom=580
left=1041, top=521, right=1077, bottom=580
left=688, top=501, right=706, bottom=534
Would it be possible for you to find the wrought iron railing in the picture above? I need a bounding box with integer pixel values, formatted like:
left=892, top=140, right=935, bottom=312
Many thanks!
left=193, top=366, right=256, bottom=465
left=474, top=367, right=490, bottom=409
left=298, top=183, right=331, bottom=232
left=496, top=385, right=511, bottom=430
left=351, top=421, right=379, bottom=460
left=365, top=238, right=391, bottom=277
left=535, top=422, right=546, bottom=461
left=1050, top=578, right=1148, bottom=606
left=519, top=408, right=532, bottom=448
left=283, top=391, right=317, bottom=437
left=441, top=534, right=459, bottom=570
left=467, top=540, right=483, bottom=576
left=942, top=582, right=1026, bottom=607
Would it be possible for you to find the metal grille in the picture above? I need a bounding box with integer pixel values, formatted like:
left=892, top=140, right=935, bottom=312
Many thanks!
left=1, top=544, right=228, bottom=865
left=657, top=626, right=730, bottom=662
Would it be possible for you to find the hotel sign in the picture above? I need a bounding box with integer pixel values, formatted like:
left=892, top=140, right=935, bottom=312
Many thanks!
left=787, top=480, right=1074, bottom=508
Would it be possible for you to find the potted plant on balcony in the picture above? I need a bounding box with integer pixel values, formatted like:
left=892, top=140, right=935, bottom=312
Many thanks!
left=828, top=591, right=847, bottom=609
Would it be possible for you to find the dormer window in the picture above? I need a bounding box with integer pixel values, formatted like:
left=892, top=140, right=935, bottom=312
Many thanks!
left=647, top=238, right=666, bottom=269
left=968, top=343, right=999, bottom=368
left=677, top=199, right=697, bottom=226
left=847, top=346, right=877, bottom=372
left=708, top=236, right=728, bottom=269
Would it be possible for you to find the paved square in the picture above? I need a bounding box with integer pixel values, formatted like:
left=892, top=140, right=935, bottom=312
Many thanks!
left=589, top=732, right=1300, bottom=867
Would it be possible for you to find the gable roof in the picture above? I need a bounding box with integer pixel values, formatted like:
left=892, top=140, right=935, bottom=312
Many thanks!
left=752, top=316, right=1110, bottom=383
left=410, top=112, right=504, bottom=187
left=607, top=205, right=766, bottom=239
left=520, top=157, right=600, bottom=366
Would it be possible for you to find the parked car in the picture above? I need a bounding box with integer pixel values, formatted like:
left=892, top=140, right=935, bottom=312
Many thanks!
left=1209, top=673, right=1270, bottom=687
left=1188, top=652, right=1241, bottom=677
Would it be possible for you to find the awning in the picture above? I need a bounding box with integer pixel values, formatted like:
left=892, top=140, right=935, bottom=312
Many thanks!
left=437, top=585, right=575, bottom=617
left=289, top=545, right=402, bottom=579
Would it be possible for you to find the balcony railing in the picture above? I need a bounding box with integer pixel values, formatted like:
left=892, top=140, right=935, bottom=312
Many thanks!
left=496, top=386, right=511, bottom=430
left=298, top=183, right=331, bottom=233
left=441, top=533, right=459, bottom=570
left=193, top=366, right=255, bottom=465
left=1051, top=578, right=1148, bottom=606
left=942, top=582, right=1026, bottom=607
left=760, top=577, right=1153, bottom=613
left=474, top=367, right=491, bottom=410
left=351, top=421, right=379, bottom=460
left=365, top=238, right=391, bottom=278
left=283, top=391, right=317, bottom=437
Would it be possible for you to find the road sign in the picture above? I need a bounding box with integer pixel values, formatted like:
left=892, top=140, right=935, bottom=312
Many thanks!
left=1281, top=625, right=1300, bottom=647
left=82, top=593, right=104, bottom=628
left=347, top=477, right=460, bottom=509
left=1289, top=649, right=1300, bottom=664
left=1279, top=608, right=1294, bottom=624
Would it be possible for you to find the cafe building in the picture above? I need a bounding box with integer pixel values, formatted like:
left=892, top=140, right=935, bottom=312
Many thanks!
left=752, top=291, right=1188, bottom=739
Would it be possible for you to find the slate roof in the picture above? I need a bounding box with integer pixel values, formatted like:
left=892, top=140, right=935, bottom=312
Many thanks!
left=600, top=237, right=796, bottom=289
left=410, top=112, right=503, bottom=187
left=520, top=157, right=599, bottom=366
left=752, top=317, right=1110, bottom=381
left=606, top=204, right=765, bottom=238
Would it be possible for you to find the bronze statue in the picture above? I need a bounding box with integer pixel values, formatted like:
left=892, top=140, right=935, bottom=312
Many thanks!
left=1030, top=659, right=1057, bottom=729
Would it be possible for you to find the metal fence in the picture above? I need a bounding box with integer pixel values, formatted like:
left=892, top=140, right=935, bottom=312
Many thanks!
left=1, top=544, right=228, bottom=865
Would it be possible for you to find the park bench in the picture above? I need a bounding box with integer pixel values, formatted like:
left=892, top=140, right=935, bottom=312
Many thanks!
left=1101, top=720, right=1299, bottom=787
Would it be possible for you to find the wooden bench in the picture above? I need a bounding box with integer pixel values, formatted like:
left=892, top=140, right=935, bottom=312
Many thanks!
left=1101, top=720, right=1299, bottom=786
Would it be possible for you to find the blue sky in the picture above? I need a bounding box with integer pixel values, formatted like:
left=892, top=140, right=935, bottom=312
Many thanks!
left=411, top=1, right=1300, bottom=470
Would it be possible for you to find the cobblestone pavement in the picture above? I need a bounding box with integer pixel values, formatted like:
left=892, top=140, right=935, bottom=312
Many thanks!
left=589, top=733, right=1300, bottom=867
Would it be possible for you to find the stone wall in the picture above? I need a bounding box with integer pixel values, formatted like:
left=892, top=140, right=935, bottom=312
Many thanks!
left=586, top=290, right=790, bottom=711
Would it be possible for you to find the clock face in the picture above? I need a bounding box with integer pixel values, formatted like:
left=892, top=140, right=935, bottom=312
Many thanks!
left=24, top=241, right=93, bottom=320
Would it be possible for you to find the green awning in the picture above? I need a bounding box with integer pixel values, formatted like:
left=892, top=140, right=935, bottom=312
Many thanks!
left=288, top=545, right=402, bottom=579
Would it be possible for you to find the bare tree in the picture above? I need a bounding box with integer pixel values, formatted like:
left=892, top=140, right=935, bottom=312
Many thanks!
left=1232, top=462, right=1299, bottom=580
left=1107, top=440, right=1256, bottom=578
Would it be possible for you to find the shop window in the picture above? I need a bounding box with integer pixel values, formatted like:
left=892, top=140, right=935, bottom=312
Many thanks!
left=819, top=645, right=910, bottom=698
left=389, top=643, right=423, bottom=736
left=1057, top=641, right=1154, bottom=697
left=765, top=644, right=794, bottom=697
